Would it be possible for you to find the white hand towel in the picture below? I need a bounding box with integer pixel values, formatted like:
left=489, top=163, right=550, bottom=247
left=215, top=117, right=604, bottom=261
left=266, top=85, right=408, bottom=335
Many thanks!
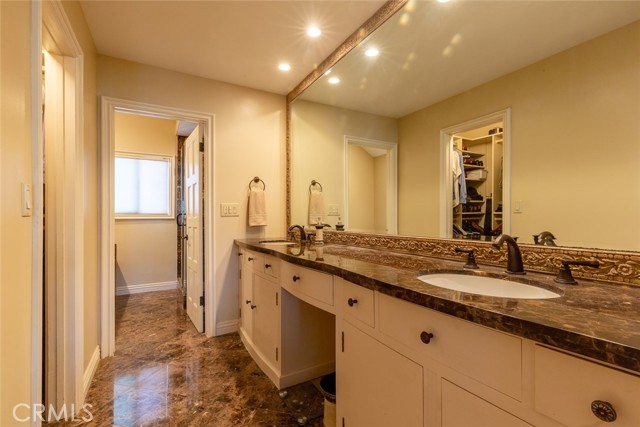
left=309, top=190, right=325, bottom=225
left=248, top=188, right=267, bottom=226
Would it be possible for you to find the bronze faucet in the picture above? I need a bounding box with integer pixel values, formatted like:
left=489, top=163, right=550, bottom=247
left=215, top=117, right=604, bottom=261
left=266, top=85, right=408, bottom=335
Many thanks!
left=492, top=234, right=525, bottom=275
left=287, top=224, right=306, bottom=242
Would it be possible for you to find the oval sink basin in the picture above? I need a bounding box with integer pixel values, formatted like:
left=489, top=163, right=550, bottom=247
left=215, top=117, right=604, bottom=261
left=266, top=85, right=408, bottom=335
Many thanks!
left=417, top=273, right=561, bottom=299
left=258, top=240, right=294, bottom=246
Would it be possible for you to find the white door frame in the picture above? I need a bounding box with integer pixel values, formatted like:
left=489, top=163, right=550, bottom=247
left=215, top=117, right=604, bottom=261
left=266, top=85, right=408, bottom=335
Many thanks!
left=32, top=0, right=86, bottom=419
left=439, top=108, right=512, bottom=238
left=99, top=97, right=215, bottom=357
left=344, top=135, right=398, bottom=234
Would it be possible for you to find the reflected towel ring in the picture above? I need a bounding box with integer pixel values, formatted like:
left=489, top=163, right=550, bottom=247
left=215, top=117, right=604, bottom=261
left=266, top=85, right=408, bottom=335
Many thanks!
left=309, top=180, right=323, bottom=193
left=249, top=176, right=266, bottom=191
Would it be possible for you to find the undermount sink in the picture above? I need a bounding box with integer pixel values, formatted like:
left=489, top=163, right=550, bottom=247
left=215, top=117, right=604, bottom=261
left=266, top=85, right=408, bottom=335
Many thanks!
left=417, top=273, right=561, bottom=299
left=258, top=239, right=294, bottom=246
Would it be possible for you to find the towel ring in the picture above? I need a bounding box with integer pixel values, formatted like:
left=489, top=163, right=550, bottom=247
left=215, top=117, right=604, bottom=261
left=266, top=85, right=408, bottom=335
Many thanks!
left=309, top=180, right=323, bottom=193
left=249, top=176, right=266, bottom=191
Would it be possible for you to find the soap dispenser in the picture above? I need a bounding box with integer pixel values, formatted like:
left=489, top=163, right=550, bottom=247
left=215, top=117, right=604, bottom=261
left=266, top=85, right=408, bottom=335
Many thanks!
left=314, top=218, right=330, bottom=245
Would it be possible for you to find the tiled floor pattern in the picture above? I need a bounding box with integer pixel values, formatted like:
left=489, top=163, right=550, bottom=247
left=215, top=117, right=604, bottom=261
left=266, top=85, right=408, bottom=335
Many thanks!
left=47, top=290, right=324, bottom=427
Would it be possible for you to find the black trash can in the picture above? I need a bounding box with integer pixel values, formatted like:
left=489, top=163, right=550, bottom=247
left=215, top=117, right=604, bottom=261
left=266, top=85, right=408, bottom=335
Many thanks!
left=319, top=373, right=336, bottom=427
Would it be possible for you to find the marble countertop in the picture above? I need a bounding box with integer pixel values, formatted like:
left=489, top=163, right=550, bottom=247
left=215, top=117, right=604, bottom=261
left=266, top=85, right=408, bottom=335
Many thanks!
left=235, top=239, right=640, bottom=374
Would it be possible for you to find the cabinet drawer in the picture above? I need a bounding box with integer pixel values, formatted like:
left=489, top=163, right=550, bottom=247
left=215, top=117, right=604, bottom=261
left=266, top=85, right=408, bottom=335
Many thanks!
left=378, top=293, right=522, bottom=400
left=534, top=345, right=640, bottom=426
left=281, top=262, right=334, bottom=310
left=442, top=380, right=532, bottom=427
left=244, top=250, right=263, bottom=272
left=262, top=255, right=280, bottom=279
left=340, top=279, right=375, bottom=329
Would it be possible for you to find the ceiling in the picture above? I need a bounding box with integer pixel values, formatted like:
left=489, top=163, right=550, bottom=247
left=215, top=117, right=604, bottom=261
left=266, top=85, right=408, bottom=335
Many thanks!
left=79, top=0, right=386, bottom=95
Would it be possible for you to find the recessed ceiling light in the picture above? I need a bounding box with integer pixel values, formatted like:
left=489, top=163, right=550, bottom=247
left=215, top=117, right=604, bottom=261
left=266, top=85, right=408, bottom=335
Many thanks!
left=278, top=63, right=291, bottom=72
left=437, top=0, right=450, bottom=3
left=307, top=26, right=321, bottom=38
left=365, top=48, right=379, bottom=57
left=328, top=77, right=340, bottom=85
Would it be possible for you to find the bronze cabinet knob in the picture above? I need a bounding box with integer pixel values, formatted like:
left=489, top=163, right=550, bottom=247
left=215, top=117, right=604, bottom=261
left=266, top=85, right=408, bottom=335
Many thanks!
left=420, top=331, right=434, bottom=344
left=292, top=275, right=301, bottom=282
left=347, top=298, right=358, bottom=307
left=591, top=400, right=616, bottom=422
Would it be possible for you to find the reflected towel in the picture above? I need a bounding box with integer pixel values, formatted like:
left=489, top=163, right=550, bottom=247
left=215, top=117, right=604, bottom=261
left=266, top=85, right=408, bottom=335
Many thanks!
left=309, top=190, right=325, bottom=225
left=248, top=188, right=267, bottom=226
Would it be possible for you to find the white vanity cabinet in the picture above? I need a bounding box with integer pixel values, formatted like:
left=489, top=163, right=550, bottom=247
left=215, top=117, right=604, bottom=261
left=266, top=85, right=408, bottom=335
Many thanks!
left=335, top=278, right=640, bottom=427
left=237, top=248, right=335, bottom=389
left=534, top=345, right=640, bottom=426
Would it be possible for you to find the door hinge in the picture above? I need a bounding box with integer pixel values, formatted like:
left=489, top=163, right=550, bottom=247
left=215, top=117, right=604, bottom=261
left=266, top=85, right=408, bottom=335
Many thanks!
left=341, top=331, right=344, bottom=353
left=199, top=142, right=205, bottom=152
left=276, top=347, right=279, bottom=362
left=199, top=295, right=205, bottom=306
left=276, top=292, right=279, bottom=306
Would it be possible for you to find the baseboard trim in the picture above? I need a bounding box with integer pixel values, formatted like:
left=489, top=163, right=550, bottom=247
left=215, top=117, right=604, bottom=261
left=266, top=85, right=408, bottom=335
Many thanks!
left=216, top=319, right=239, bottom=336
left=115, top=281, right=178, bottom=296
left=83, top=346, right=100, bottom=398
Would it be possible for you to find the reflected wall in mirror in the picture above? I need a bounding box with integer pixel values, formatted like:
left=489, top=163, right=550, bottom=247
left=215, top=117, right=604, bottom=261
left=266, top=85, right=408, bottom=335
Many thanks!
left=289, top=1, right=640, bottom=251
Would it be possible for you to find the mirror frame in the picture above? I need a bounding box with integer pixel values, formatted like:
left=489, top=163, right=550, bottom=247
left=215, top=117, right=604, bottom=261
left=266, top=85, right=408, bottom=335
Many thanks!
left=284, top=0, right=640, bottom=286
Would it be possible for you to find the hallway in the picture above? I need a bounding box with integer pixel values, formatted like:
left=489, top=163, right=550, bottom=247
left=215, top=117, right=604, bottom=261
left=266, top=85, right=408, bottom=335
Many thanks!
left=52, top=290, right=324, bottom=426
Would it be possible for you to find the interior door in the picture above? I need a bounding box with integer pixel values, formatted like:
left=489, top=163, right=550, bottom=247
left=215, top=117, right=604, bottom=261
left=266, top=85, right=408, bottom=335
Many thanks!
left=185, top=126, right=204, bottom=332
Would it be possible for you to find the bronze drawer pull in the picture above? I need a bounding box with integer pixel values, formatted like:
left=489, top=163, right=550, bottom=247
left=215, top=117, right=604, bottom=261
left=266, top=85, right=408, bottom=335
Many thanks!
left=591, top=400, right=616, bottom=422
left=248, top=257, right=254, bottom=261
left=420, top=331, right=434, bottom=344
left=265, top=263, right=271, bottom=269
left=348, top=298, right=358, bottom=307
left=293, top=275, right=301, bottom=282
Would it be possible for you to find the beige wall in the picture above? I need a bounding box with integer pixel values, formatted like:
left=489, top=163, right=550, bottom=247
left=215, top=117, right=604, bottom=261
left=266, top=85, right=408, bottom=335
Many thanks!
left=348, top=145, right=375, bottom=232
left=374, top=154, right=388, bottom=233
left=291, top=100, right=397, bottom=228
left=60, top=0, right=100, bottom=382
left=98, top=55, right=286, bottom=329
left=398, top=21, right=640, bottom=250
left=1, top=2, right=33, bottom=423
left=115, top=113, right=178, bottom=290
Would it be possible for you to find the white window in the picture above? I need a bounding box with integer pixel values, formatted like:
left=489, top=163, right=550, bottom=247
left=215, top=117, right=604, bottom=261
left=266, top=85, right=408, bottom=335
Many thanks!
left=115, top=152, right=174, bottom=218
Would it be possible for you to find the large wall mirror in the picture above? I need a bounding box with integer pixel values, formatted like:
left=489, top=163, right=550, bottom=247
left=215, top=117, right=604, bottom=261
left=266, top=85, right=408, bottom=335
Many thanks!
left=288, top=0, right=640, bottom=252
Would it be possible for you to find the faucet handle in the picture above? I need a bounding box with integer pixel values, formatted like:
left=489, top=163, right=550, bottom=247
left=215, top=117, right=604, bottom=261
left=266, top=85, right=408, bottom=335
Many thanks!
left=554, top=259, right=600, bottom=285
left=454, top=247, right=479, bottom=269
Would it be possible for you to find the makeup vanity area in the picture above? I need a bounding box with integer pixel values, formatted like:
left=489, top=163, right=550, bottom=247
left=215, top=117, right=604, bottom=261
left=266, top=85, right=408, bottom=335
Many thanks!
left=237, top=1, right=640, bottom=426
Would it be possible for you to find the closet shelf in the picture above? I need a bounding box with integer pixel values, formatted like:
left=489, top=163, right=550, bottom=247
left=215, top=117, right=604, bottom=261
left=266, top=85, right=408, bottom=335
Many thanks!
left=461, top=150, right=484, bottom=158
left=465, top=200, right=484, bottom=204
left=466, top=178, right=486, bottom=182
left=462, top=212, right=484, bottom=216
left=463, top=165, right=485, bottom=170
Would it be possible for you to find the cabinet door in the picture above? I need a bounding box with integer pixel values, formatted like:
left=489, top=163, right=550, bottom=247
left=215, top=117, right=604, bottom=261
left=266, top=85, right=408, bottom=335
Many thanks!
left=252, top=274, right=280, bottom=368
left=442, top=380, right=532, bottom=427
left=339, top=321, right=423, bottom=427
left=239, top=260, right=253, bottom=337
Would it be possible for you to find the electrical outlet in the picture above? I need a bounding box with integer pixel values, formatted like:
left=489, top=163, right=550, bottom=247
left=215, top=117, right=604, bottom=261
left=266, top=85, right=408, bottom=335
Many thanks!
left=327, top=204, right=340, bottom=216
left=220, top=203, right=240, bottom=217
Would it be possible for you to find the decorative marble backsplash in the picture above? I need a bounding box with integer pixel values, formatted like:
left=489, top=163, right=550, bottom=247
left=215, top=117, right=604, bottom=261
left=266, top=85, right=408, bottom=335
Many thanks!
left=324, top=231, right=640, bottom=287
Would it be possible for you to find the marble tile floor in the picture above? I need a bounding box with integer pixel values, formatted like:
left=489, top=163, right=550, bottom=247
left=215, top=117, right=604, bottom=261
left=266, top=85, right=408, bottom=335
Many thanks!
left=47, top=290, right=325, bottom=427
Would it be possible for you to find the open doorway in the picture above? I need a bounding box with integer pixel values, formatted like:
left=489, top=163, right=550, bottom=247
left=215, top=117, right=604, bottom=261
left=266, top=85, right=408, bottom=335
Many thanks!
left=344, top=136, right=397, bottom=234
left=100, top=98, right=215, bottom=358
left=440, top=109, right=511, bottom=239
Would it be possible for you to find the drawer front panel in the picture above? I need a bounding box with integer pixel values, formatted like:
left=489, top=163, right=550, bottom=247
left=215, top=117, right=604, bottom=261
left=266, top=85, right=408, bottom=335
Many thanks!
left=282, top=262, right=334, bottom=307
left=378, top=293, right=522, bottom=399
left=534, top=345, right=640, bottom=426
left=263, top=255, right=280, bottom=279
left=341, top=279, right=375, bottom=329
left=244, top=250, right=263, bottom=273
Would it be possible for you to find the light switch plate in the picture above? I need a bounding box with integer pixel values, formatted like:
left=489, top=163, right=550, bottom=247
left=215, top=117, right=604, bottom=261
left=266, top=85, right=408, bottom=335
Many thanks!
left=21, top=183, right=32, bottom=217
left=327, top=204, right=340, bottom=216
left=220, top=203, right=239, bottom=217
